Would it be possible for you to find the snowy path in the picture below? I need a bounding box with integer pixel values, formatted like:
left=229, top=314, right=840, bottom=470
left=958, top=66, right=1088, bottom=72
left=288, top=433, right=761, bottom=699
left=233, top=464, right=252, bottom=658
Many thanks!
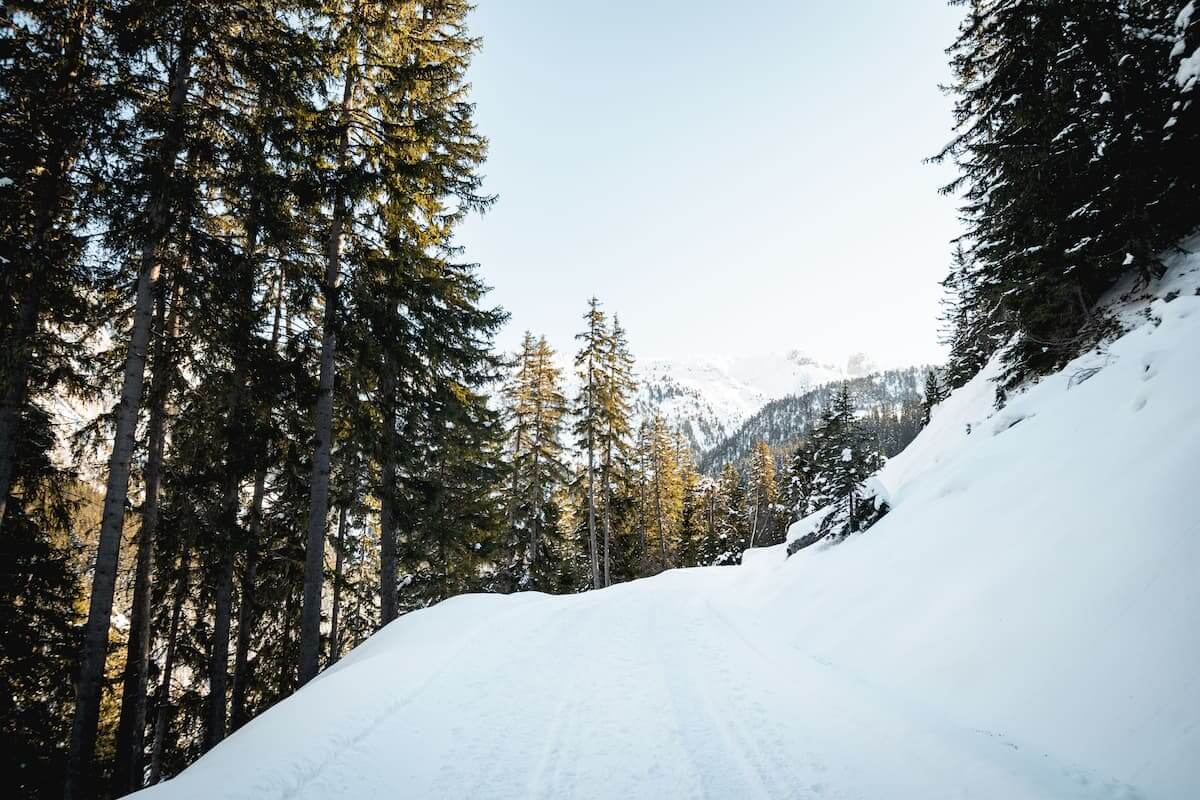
left=138, top=271, right=1200, bottom=799
left=140, top=567, right=1142, bottom=800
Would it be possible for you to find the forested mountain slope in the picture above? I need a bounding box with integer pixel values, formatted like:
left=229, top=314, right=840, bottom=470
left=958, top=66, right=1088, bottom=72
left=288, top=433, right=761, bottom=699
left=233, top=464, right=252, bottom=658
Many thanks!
left=134, top=248, right=1200, bottom=800
left=699, top=366, right=926, bottom=475
left=634, top=351, right=879, bottom=454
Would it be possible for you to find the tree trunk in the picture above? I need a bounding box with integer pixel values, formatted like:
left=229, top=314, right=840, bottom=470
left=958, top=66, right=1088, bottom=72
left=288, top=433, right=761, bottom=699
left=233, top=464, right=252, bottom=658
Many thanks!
left=748, top=497, right=760, bottom=550
left=329, top=505, right=348, bottom=665
left=585, top=364, right=600, bottom=590
left=204, top=547, right=235, bottom=751
left=300, top=50, right=358, bottom=684
left=602, top=436, right=613, bottom=588
left=528, top=447, right=541, bottom=575
left=148, top=558, right=190, bottom=786
left=378, top=356, right=398, bottom=628
left=112, top=271, right=180, bottom=796
left=700, top=494, right=710, bottom=563
left=228, top=515, right=259, bottom=732
left=206, top=152, right=265, bottom=750
left=65, top=28, right=194, bottom=799
left=506, top=347, right=529, bottom=539
left=655, top=469, right=667, bottom=570
left=230, top=264, right=283, bottom=731
left=527, top=387, right=544, bottom=577
left=637, top=456, right=649, bottom=560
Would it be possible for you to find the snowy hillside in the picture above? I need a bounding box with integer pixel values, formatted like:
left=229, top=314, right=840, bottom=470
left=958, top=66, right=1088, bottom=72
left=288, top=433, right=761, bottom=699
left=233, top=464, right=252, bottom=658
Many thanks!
left=636, top=350, right=879, bottom=453
left=135, top=251, right=1200, bottom=799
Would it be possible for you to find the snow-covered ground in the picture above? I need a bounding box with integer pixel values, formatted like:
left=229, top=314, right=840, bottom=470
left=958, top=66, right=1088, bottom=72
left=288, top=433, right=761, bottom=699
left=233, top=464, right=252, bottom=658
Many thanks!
left=137, top=250, right=1200, bottom=799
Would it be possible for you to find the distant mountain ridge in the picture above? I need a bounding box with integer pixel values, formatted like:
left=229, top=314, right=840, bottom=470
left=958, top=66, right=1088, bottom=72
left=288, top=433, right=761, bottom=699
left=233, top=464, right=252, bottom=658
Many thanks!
left=699, top=367, right=928, bottom=475
left=633, top=351, right=882, bottom=454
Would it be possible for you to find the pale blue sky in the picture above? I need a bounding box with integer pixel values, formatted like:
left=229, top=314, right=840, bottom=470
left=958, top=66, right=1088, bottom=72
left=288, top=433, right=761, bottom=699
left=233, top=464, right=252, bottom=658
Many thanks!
left=457, top=1, right=965, bottom=368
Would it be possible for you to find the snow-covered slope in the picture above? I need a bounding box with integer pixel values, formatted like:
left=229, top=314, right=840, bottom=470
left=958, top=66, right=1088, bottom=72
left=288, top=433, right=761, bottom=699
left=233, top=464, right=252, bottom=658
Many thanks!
left=636, top=350, right=878, bottom=452
left=137, top=251, right=1200, bottom=799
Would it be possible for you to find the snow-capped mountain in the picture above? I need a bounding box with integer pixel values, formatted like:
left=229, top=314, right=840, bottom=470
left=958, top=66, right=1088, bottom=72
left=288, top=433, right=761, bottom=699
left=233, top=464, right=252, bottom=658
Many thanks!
left=634, top=350, right=880, bottom=453
left=700, top=366, right=928, bottom=475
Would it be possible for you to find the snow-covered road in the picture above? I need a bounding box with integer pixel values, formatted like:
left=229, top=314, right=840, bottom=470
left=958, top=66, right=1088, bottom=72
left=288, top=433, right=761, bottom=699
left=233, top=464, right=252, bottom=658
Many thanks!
left=137, top=251, right=1200, bottom=799
left=139, top=567, right=1145, bottom=799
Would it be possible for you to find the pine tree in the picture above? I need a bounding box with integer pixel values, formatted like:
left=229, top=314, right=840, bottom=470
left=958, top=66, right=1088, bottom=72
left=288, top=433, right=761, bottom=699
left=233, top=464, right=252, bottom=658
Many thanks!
left=921, top=370, right=947, bottom=427
left=503, top=331, right=537, bottom=552
left=300, top=0, right=493, bottom=683
left=1165, top=1, right=1200, bottom=233
left=65, top=7, right=202, bottom=792
left=597, top=317, right=636, bottom=586
left=645, top=415, right=683, bottom=571
left=503, top=335, right=568, bottom=588
left=938, top=243, right=999, bottom=388
left=783, top=442, right=814, bottom=524
left=0, top=411, right=87, bottom=798
left=630, top=419, right=653, bottom=576
left=745, top=440, right=778, bottom=548
left=676, top=437, right=705, bottom=568
left=807, top=385, right=885, bottom=542
left=698, top=463, right=743, bottom=566
left=297, top=0, right=365, bottom=688
left=572, top=298, right=606, bottom=589
left=934, top=1, right=1196, bottom=387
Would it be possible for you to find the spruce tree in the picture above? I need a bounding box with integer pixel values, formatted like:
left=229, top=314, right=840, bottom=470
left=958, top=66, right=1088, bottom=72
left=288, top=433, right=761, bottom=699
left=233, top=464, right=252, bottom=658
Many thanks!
left=1165, top=0, right=1200, bottom=231
left=698, top=463, right=743, bottom=567
left=745, top=440, right=778, bottom=548
left=503, top=335, right=568, bottom=587
left=935, top=0, right=1197, bottom=386
left=502, top=331, right=537, bottom=566
left=921, top=370, right=947, bottom=427
left=939, top=243, right=999, bottom=389
left=297, top=0, right=364, bottom=688
left=598, top=317, right=636, bottom=586
left=65, top=7, right=202, bottom=792
left=807, top=385, right=885, bottom=541
left=572, top=298, right=606, bottom=589
left=646, top=415, right=682, bottom=571
left=300, top=0, right=492, bottom=682
left=676, top=436, right=704, bottom=568
left=783, top=442, right=814, bottom=524
left=0, top=403, right=86, bottom=797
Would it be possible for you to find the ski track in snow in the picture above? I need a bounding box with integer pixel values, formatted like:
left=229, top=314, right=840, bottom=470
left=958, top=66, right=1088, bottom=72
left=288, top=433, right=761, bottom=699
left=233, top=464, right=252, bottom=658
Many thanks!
left=136, top=252, right=1200, bottom=800
left=140, top=571, right=1154, bottom=799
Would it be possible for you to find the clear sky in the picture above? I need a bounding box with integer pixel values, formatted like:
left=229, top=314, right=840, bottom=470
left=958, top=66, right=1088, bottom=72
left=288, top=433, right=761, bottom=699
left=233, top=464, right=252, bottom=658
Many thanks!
left=456, top=0, right=966, bottom=368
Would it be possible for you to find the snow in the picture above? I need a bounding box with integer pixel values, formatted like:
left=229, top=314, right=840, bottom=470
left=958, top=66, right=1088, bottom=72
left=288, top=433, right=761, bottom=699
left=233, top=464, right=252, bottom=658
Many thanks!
left=136, top=250, right=1200, bottom=800
left=1177, top=50, right=1200, bottom=90
left=0, top=176, right=13, bottom=187
left=1176, top=2, right=1199, bottom=89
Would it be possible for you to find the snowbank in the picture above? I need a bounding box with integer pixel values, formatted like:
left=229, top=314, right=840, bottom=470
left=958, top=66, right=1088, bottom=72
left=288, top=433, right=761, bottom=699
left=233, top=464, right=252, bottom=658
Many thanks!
left=765, top=246, right=1200, bottom=798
